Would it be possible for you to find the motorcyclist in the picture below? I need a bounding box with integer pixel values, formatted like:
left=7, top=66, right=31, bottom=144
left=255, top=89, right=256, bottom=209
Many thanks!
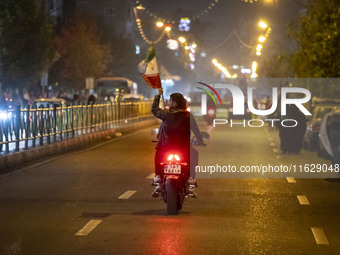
left=151, top=87, right=205, bottom=197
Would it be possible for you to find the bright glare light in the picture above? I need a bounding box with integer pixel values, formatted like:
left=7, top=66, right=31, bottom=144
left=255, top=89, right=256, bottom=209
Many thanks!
left=178, top=37, right=186, bottom=43
left=185, top=45, right=190, bottom=50
left=192, top=43, right=197, bottom=48
left=256, top=44, right=263, bottom=51
left=168, top=154, right=174, bottom=161
left=156, top=21, right=164, bottom=28
left=241, top=68, right=252, bottom=74
left=259, top=21, right=268, bottom=29
left=136, top=5, right=145, bottom=10
left=165, top=26, right=171, bottom=32
left=259, top=36, right=266, bottom=43
left=174, top=155, right=180, bottom=161
left=256, top=51, right=262, bottom=56
left=211, top=59, right=232, bottom=78
left=167, top=39, right=178, bottom=50
left=251, top=61, right=258, bottom=78
left=0, top=112, right=7, bottom=120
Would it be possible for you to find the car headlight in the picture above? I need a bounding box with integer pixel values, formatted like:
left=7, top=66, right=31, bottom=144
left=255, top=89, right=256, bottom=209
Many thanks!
left=0, top=111, right=12, bottom=120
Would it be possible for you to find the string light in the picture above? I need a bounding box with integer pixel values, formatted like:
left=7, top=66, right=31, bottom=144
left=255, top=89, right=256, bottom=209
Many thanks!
left=251, top=61, right=258, bottom=78
left=211, top=58, right=233, bottom=78
left=254, top=20, right=271, bottom=57
left=259, top=21, right=268, bottom=29
left=133, top=7, right=167, bottom=45
left=258, top=36, right=266, bottom=43
left=207, top=30, right=254, bottom=52
left=135, top=0, right=220, bottom=23
left=156, top=21, right=164, bottom=28
left=178, top=37, right=186, bottom=43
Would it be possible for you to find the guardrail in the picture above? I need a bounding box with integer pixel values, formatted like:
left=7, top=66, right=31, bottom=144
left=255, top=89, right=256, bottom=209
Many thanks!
left=0, top=101, right=153, bottom=155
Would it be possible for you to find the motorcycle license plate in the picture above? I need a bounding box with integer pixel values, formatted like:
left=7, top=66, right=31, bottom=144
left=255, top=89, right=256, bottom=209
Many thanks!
left=164, top=164, right=181, bottom=174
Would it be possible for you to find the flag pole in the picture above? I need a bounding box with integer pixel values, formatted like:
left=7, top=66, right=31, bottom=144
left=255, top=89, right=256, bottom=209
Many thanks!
left=161, top=93, right=165, bottom=109
left=152, top=42, right=165, bottom=108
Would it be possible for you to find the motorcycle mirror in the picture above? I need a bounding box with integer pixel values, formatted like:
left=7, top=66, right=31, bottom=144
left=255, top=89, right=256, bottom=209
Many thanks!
left=201, top=131, right=210, bottom=139
left=151, top=128, right=159, bottom=136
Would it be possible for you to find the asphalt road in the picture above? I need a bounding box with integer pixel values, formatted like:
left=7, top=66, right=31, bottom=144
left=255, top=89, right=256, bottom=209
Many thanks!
left=0, top=123, right=340, bottom=255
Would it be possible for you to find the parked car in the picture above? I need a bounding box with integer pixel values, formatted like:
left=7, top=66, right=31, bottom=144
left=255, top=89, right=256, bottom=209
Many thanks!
left=303, top=104, right=339, bottom=150
left=31, top=98, right=68, bottom=109
left=318, top=107, right=340, bottom=158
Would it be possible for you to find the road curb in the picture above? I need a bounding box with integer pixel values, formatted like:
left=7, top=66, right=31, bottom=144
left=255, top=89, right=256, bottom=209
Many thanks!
left=0, top=117, right=159, bottom=173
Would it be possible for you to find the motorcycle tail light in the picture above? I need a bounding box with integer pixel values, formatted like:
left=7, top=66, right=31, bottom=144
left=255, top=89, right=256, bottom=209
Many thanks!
left=174, top=154, right=180, bottom=161
left=168, top=175, right=179, bottom=179
left=168, top=154, right=174, bottom=161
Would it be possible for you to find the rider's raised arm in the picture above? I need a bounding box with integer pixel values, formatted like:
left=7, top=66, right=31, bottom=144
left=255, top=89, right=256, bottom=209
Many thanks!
left=151, top=94, right=166, bottom=120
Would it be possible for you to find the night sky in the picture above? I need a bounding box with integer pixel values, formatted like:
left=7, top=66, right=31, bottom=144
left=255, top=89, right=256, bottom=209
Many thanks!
left=138, top=0, right=304, bottom=74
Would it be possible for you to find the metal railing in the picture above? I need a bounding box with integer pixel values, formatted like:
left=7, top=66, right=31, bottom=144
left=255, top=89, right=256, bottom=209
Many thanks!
left=0, top=101, right=153, bottom=155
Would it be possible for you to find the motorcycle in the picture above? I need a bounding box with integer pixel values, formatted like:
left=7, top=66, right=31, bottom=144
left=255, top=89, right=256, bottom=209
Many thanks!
left=204, top=107, right=216, bottom=126
left=151, top=129, right=209, bottom=215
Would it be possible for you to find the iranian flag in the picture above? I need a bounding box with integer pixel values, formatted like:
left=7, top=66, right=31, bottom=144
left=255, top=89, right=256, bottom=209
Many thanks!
left=138, top=45, right=162, bottom=89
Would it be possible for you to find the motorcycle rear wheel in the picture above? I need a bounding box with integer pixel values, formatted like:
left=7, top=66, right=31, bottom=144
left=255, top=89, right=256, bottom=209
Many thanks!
left=166, top=178, right=178, bottom=215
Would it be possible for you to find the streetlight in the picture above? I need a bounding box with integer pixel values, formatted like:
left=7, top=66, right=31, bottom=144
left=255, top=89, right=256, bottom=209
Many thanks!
left=256, top=44, right=263, bottom=51
left=178, top=37, right=186, bottom=43
left=165, top=26, right=171, bottom=32
left=191, top=43, right=197, bottom=49
left=156, top=21, right=164, bottom=28
left=259, top=21, right=268, bottom=29
left=211, top=59, right=232, bottom=78
left=251, top=61, right=258, bottom=78
left=258, top=36, right=266, bottom=43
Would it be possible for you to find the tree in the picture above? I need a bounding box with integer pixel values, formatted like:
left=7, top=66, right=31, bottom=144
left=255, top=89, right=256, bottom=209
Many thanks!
left=258, top=53, right=295, bottom=78
left=0, top=0, right=56, bottom=89
left=54, top=12, right=110, bottom=90
left=290, top=0, right=340, bottom=77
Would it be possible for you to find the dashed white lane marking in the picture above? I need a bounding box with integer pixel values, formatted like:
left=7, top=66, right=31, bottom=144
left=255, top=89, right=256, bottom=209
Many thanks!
left=270, top=142, right=276, bottom=146
left=118, top=190, right=137, bottom=199
left=273, top=148, right=279, bottom=153
left=75, top=220, right=102, bottom=236
left=145, top=173, right=155, bottom=179
left=286, top=177, right=296, bottom=183
left=297, top=195, right=310, bottom=205
left=311, top=228, right=329, bottom=245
